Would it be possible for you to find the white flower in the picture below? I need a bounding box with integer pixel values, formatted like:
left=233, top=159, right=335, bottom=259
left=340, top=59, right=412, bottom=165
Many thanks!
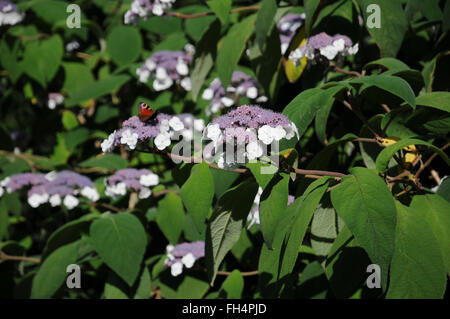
left=170, top=261, right=183, bottom=277
left=81, top=186, right=100, bottom=202
left=145, top=59, right=156, bottom=71
left=193, top=119, right=205, bottom=132
left=176, top=58, right=189, bottom=76
left=285, top=123, right=299, bottom=140
left=140, top=173, right=159, bottom=187
left=281, top=42, right=289, bottom=55
left=182, top=129, right=193, bottom=141
left=332, top=38, right=346, bottom=52
left=160, top=119, right=170, bottom=133
left=0, top=177, right=10, bottom=188
left=154, top=133, right=171, bottom=150
left=256, top=95, right=268, bottom=103
left=0, top=187, right=4, bottom=198
left=206, top=124, right=222, bottom=142
left=166, top=244, right=175, bottom=256
left=28, top=193, right=49, bottom=208
left=101, top=131, right=116, bottom=153
left=169, top=117, right=185, bottom=131
left=66, top=40, right=80, bottom=52
left=49, top=194, right=61, bottom=207
left=272, top=125, right=287, bottom=141
left=246, top=87, right=258, bottom=99
left=180, top=77, right=191, bottom=91
left=105, top=182, right=127, bottom=197
left=184, top=43, right=195, bottom=54
left=181, top=253, right=196, bottom=268
left=137, top=68, right=150, bottom=83
left=0, top=10, right=23, bottom=26
left=210, top=102, right=221, bottom=113
left=202, top=88, right=214, bottom=100
left=138, top=187, right=152, bottom=199
left=246, top=141, right=264, bottom=160
left=153, top=77, right=173, bottom=91
left=258, top=125, right=275, bottom=145
left=347, top=43, right=359, bottom=55
left=155, top=67, right=168, bottom=80
left=124, top=11, right=133, bottom=24
left=152, top=4, right=164, bottom=16
left=48, top=99, right=56, bottom=110
left=131, top=1, right=146, bottom=16
left=120, top=129, right=139, bottom=150
left=63, top=195, right=79, bottom=210
left=320, top=45, right=339, bottom=60
left=221, top=96, right=234, bottom=107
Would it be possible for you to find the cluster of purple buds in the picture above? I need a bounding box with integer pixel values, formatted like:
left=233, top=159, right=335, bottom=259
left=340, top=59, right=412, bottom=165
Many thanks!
left=202, top=71, right=268, bottom=115
left=277, top=13, right=306, bottom=55
left=289, top=32, right=359, bottom=64
left=101, top=113, right=205, bottom=153
left=136, top=44, right=194, bottom=92
left=0, top=1, right=24, bottom=26
left=47, top=93, right=64, bottom=110
left=164, top=241, right=205, bottom=277
left=203, top=105, right=298, bottom=168
left=104, top=168, right=159, bottom=199
left=124, top=0, right=176, bottom=24
left=247, top=188, right=295, bottom=229
left=0, top=171, right=99, bottom=209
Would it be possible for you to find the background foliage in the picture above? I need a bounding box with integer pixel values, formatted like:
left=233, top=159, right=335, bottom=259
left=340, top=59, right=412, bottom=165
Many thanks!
left=0, top=0, right=449, bottom=299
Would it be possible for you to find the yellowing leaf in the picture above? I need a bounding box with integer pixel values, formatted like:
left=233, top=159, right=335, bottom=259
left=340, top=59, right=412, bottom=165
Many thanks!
left=404, top=152, right=418, bottom=165
left=381, top=137, right=400, bottom=147
left=284, top=26, right=307, bottom=83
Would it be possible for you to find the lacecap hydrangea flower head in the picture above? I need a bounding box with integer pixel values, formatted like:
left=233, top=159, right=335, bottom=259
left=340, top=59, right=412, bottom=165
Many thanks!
left=124, top=0, right=176, bottom=24
left=277, top=13, right=306, bottom=55
left=0, top=1, right=24, bottom=26
left=104, top=168, right=159, bottom=199
left=202, top=71, right=267, bottom=115
left=47, top=93, right=64, bottom=110
left=164, top=241, right=205, bottom=277
left=136, top=44, right=194, bottom=92
left=101, top=113, right=205, bottom=152
left=203, top=105, right=299, bottom=168
left=289, top=32, right=359, bottom=65
left=0, top=171, right=99, bottom=209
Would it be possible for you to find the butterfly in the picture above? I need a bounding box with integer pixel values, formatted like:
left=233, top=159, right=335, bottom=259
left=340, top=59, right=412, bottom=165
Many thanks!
left=138, top=102, right=157, bottom=121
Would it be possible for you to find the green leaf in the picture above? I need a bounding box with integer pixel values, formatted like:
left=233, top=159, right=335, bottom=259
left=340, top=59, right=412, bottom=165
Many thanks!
left=415, top=92, right=450, bottom=113
left=386, top=201, right=446, bottom=298
left=107, top=26, right=142, bottom=66
left=259, top=174, right=289, bottom=249
left=283, top=85, right=345, bottom=139
left=65, top=75, right=130, bottom=107
left=409, top=194, right=450, bottom=274
left=90, top=213, right=147, bottom=286
left=62, top=63, right=94, bottom=96
left=436, top=177, right=450, bottom=203
left=375, top=138, right=450, bottom=173
left=190, top=20, right=221, bottom=102
left=62, top=111, right=79, bottom=130
left=79, top=154, right=127, bottom=170
left=206, top=0, right=231, bottom=25
left=255, top=0, right=277, bottom=51
left=205, top=180, right=258, bottom=284
left=158, top=273, right=210, bottom=299
left=246, top=160, right=275, bottom=189
left=304, top=0, right=321, bottom=35
left=216, top=14, right=256, bottom=89
left=444, top=0, right=450, bottom=31
left=50, top=133, right=70, bottom=165
left=279, top=177, right=331, bottom=278
left=31, top=241, right=81, bottom=298
left=31, top=0, right=71, bottom=24
left=350, top=75, right=416, bottom=108
left=0, top=40, right=22, bottom=83
left=181, top=162, right=214, bottom=231
left=363, top=57, right=409, bottom=71
left=330, top=167, right=397, bottom=289
left=220, top=270, right=244, bottom=298
left=361, top=0, right=408, bottom=57
left=156, top=193, right=185, bottom=244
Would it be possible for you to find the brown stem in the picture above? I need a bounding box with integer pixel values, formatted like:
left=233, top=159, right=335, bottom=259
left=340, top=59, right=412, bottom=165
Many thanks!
left=217, top=270, right=259, bottom=276
left=166, top=5, right=259, bottom=19
left=329, top=62, right=361, bottom=78
left=0, top=251, right=40, bottom=264
left=380, top=103, right=391, bottom=113
left=414, top=142, right=450, bottom=182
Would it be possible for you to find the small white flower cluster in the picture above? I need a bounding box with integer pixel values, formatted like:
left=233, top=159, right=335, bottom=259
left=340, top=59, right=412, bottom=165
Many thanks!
left=165, top=245, right=196, bottom=277
left=136, top=44, right=194, bottom=92
left=120, top=129, right=139, bottom=150
left=164, top=242, right=205, bottom=277
left=104, top=169, right=159, bottom=200
left=247, top=187, right=263, bottom=229
left=65, top=40, right=80, bottom=52
left=154, top=116, right=205, bottom=151
left=0, top=1, right=24, bottom=26
left=101, top=130, right=117, bottom=153
left=124, top=0, right=176, bottom=24
left=47, top=93, right=64, bottom=110
left=289, top=33, right=359, bottom=65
